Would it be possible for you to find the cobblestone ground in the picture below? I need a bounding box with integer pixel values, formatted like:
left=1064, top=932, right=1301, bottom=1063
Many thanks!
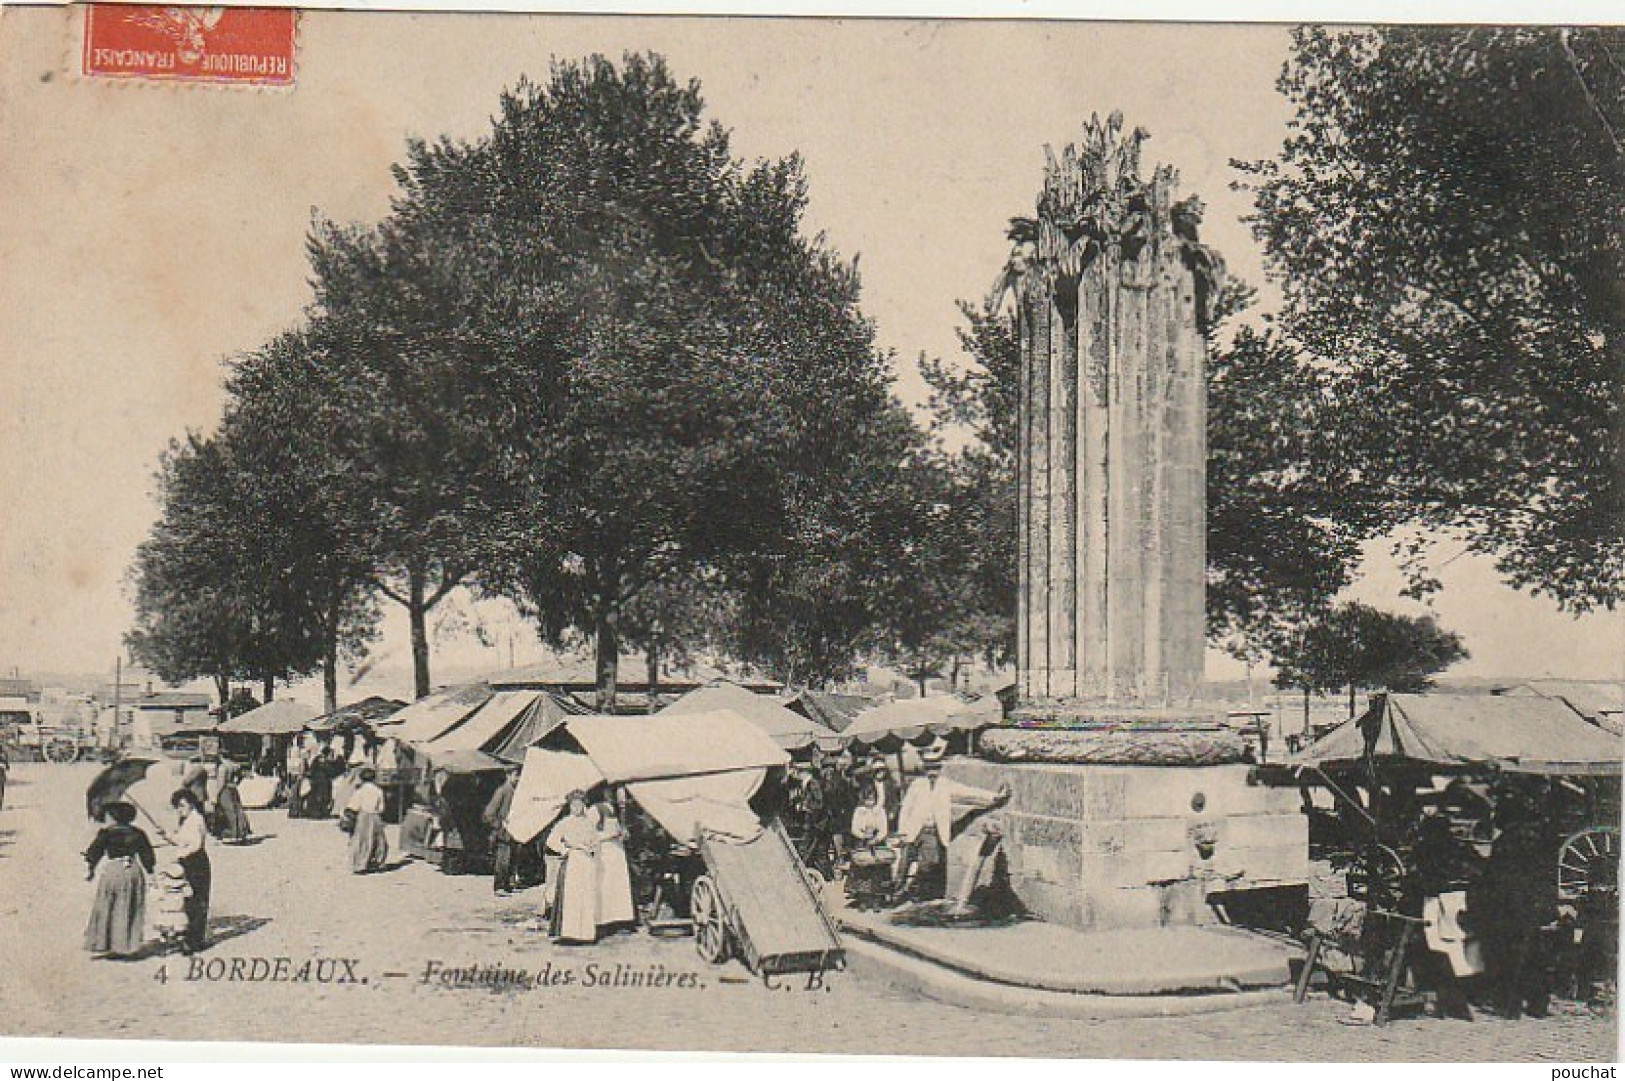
left=0, top=762, right=1615, bottom=1061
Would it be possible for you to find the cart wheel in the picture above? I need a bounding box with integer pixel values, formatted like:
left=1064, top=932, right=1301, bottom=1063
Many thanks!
left=1347, top=843, right=1406, bottom=907
left=691, top=875, right=730, bottom=964
left=1558, top=826, right=1620, bottom=903
left=44, top=737, right=76, bottom=764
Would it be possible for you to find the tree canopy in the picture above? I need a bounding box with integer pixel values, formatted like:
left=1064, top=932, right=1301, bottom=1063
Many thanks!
left=126, top=434, right=327, bottom=705
left=1236, top=26, right=1625, bottom=613
left=152, top=52, right=931, bottom=706
left=366, top=53, right=926, bottom=704
left=1272, top=601, right=1468, bottom=711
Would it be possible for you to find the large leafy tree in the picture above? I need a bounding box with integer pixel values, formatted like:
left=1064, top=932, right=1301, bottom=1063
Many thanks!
left=305, top=213, right=498, bottom=699
left=222, top=329, right=383, bottom=712
left=365, top=53, right=919, bottom=705
left=1206, top=323, right=1370, bottom=659
left=126, top=435, right=322, bottom=705
left=1272, top=601, right=1468, bottom=715
left=1236, top=26, right=1625, bottom=612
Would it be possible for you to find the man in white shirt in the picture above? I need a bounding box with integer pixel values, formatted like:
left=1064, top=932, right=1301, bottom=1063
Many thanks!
left=894, top=753, right=1007, bottom=901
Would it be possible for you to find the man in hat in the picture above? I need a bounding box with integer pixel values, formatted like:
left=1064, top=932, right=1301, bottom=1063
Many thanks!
left=483, top=764, right=522, bottom=895
left=894, top=738, right=1008, bottom=902
left=814, top=748, right=857, bottom=876
left=1470, top=785, right=1557, bottom=1019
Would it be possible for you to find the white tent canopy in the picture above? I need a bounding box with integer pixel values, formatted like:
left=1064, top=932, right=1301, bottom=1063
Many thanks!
left=659, top=681, right=834, bottom=750
left=840, top=693, right=1002, bottom=746
left=505, top=748, right=608, bottom=844
left=422, top=690, right=542, bottom=755
left=374, top=682, right=492, bottom=746
left=215, top=699, right=315, bottom=736
left=566, top=710, right=787, bottom=781
left=503, top=709, right=788, bottom=845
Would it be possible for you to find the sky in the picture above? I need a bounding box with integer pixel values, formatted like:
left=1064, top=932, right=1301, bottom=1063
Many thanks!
left=0, top=8, right=1619, bottom=693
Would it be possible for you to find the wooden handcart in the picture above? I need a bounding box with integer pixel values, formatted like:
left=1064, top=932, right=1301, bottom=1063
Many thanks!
left=689, top=818, right=844, bottom=982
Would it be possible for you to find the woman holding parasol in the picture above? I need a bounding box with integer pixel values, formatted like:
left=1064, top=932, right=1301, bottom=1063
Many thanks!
left=82, top=801, right=155, bottom=958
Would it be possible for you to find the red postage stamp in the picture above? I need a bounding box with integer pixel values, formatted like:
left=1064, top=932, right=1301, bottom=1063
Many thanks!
left=82, top=5, right=297, bottom=86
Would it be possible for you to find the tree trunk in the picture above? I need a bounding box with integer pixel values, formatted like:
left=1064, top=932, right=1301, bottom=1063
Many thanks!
left=595, top=606, right=619, bottom=713
left=917, top=667, right=929, bottom=698
left=262, top=675, right=275, bottom=702
left=323, top=625, right=339, bottom=717
left=1302, top=687, right=1311, bottom=735
left=214, top=673, right=230, bottom=710
left=1348, top=682, right=1356, bottom=719
left=409, top=564, right=431, bottom=700
left=645, top=641, right=659, bottom=714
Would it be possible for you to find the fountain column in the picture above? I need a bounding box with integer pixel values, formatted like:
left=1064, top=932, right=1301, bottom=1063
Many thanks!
left=951, top=114, right=1307, bottom=930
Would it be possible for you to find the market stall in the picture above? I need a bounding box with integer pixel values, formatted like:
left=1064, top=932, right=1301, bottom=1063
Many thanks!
left=1274, top=693, right=1622, bottom=1021
left=660, top=681, right=840, bottom=753
left=214, top=700, right=317, bottom=794
left=505, top=709, right=843, bottom=980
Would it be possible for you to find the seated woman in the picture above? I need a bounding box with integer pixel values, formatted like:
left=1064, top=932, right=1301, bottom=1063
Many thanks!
left=850, top=784, right=889, bottom=850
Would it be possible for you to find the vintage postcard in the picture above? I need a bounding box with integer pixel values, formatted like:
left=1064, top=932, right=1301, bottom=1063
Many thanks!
left=0, top=3, right=1620, bottom=1063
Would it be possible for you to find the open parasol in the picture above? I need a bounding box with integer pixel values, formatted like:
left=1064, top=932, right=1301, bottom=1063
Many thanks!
left=85, top=755, right=163, bottom=822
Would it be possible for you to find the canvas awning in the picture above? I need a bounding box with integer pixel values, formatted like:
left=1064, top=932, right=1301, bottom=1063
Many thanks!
left=505, top=748, right=609, bottom=844
left=374, top=682, right=493, bottom=745
left=785, top=689, right=876, bottom=734
left=307, top=696, right=407, bottom=734
left=840, top=693, right=1003, bottom=746
left=424, top=748, right=508, bottom=776
left=660, top=681, right=835, bottom=751
left=1293, top=693, right=1624, bottom=777
left=488, top=693, right=583, bottom=765
left=503, top=709, right=788, bottom=844
left=423, top=691, right=545, bottom=755
left=215, top=699, right=316, bottom=736
left=1497, top=680, right=1625, bottom=736
left=566, top=710, right=789, bottom=781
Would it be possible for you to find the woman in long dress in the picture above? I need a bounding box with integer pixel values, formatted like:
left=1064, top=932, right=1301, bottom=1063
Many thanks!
left=346, top=767, right=390, bottom=874
left=546, top=792, right=601, bottom=944
left=83, top=802, right=155, bottom=957
left=594, top=798, right=636, bottom=932
left=212, top=763, right=253, bottom=843
left=305, top=748, right=337, bottom=819
left=284, top=737, right=308, bottom=818
left=160, top=789, right=211, bottom=955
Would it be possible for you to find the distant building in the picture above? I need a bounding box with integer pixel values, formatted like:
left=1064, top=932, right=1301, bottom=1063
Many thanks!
left=0, top=677, right=39, bottom=701
left=125, top=691, right=215, bottom=747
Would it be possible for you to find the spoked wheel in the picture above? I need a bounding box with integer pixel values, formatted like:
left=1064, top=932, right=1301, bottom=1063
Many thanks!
left=43, top=737, right=77, bottom=764
left=1558, top=826, right=1620, bottom=903
left=1347, top=843, right=1406, bottom=908
left=691, top=875, right=730, bottom=964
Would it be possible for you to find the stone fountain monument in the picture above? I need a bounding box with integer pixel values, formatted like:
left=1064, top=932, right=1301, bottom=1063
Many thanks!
left=948, top=114, right=1307, bottom=931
